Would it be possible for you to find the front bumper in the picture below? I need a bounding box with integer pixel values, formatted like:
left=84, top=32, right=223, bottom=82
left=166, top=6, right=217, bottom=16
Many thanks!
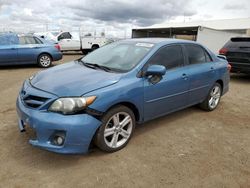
left=16, top=90, right=101, bottom=154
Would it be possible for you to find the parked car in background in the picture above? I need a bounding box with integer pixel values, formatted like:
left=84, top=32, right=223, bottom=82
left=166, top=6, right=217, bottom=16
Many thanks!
left=34, top=31, right=112, bottom=54
left=16, top=38, right=230, bottom=154
left=0, top=33, right=62, bottom=68
left=219, top=37, right=250, bottom=74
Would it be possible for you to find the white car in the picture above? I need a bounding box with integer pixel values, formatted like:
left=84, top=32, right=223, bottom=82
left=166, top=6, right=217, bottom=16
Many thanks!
left=34, top=31, right=111, bottom=54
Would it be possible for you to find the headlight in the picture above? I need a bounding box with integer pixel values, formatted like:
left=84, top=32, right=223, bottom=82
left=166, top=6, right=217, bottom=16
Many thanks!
left=49, top=96, right=96, bottom=114
left=29, top=75, right=34, bottom=81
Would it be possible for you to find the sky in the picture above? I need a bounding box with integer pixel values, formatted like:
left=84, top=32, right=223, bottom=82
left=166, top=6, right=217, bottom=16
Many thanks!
left=0, top=0, right=249, bottom=37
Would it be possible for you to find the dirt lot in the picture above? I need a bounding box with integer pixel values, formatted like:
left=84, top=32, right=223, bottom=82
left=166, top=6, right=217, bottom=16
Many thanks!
left=0, top=54, right=250, bottom=188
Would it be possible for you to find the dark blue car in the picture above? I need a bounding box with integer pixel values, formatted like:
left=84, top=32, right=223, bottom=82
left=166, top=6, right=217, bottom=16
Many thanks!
left=16, top=38, right=230, bottom=154
left=0, top=33, right=62, bottom=68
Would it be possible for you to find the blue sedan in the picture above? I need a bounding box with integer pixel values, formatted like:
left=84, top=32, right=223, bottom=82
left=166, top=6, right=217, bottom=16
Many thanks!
left=16, top=38, right=230, bottom=154
left=0, top=33, right=62, bottom=68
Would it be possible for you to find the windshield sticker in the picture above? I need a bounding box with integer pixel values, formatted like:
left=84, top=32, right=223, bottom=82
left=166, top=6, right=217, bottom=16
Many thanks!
left=135, top=43, right=154, bottom=48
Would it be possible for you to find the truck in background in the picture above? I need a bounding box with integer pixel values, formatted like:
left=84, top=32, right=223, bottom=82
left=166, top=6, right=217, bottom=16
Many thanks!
left=34, top=31, right=114, bottom=54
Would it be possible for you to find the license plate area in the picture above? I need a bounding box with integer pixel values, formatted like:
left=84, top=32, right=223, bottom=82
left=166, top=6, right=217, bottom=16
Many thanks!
left=25, top=125, right=37, bottom=140
left=18, top=119, right=37, bottom=140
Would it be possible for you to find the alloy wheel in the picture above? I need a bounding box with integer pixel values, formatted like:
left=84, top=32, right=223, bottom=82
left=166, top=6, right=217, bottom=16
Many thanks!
left=208, top=85, right=221, bottom=109
left=104, top=112, right=133, bottom=149
left=39, top=55, right=51, bottom=67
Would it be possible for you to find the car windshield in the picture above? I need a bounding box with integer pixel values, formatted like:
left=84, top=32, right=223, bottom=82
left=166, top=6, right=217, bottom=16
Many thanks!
left=81, top=41, right=154, bottom=72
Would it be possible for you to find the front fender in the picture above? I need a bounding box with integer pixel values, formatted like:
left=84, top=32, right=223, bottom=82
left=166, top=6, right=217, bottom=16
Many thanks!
left=85, top=77, right=144, bottom=122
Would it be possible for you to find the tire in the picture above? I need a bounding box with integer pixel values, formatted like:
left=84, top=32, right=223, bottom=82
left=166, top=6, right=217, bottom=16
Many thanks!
left=38, top=54, right=52, bottom=68
left=95, top=105, right=135, bottom=152
left=91, top=45, right=99, bottom=50
left=200, top=83, right=222, bottom=111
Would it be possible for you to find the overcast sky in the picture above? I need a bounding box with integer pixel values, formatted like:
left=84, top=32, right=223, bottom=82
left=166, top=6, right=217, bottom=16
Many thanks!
left=0, top=0, right=249, bottom=37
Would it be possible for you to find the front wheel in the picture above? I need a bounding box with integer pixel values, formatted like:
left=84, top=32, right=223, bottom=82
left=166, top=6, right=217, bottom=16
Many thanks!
left=200, top=83, right=222, bottom=111
left=95, top=106, right=135, bottom=152
left=38, top=54, right=52, bottom=68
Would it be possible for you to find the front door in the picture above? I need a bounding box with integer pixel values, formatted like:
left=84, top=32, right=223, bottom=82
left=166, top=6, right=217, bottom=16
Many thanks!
left=143, top=45, right=189, bottom=121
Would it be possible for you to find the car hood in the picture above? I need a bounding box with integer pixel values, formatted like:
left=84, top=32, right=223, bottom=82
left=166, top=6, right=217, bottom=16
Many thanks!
left=31, top=61, right=122, bottom=96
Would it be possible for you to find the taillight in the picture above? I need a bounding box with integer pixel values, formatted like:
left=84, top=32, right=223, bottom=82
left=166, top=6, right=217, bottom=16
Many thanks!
left=55, top=44, right=61, bottom=51
left=227, top=63, right=232, bottom=72
left=219, top=48, right=228, bottom=55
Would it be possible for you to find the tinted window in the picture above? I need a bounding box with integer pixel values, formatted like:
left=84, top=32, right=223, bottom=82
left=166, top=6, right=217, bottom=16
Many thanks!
left=148, top=45, right=184, bottom=69
left=185, top=45, right=209, bottom=65
left=224, top=37, right=250, bottom=48
left=204, top=51, right=212, bottom=62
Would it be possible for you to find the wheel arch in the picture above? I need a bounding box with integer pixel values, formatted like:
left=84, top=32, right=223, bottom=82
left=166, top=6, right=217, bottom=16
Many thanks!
left=89, top=101, right=141, bottom=151
left=105, top=101, right=141, bottom=122
left=215, top=79, right=224, bottom=92
left=91, top=44, right=100, bottom=49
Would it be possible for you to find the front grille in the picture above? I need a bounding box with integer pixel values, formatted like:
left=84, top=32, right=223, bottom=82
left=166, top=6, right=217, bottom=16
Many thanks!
left=22, top=95, right=49, bottom=108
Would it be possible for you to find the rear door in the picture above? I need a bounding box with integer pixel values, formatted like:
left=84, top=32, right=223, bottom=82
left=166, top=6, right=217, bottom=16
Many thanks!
left=0, top=35, right=18, bottom=64
left=143, top=45, right=189, bottom=121
left=17, top=36, right=42, bottom=64
left=183, top=44, right=215, bottom=105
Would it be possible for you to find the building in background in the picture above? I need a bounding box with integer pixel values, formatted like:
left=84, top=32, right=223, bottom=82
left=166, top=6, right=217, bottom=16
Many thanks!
left=132, top=18, right=250, bottom=53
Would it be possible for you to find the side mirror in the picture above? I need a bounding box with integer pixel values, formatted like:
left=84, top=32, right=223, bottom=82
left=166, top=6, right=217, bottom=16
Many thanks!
left=145, top=65, right=166, bottom=76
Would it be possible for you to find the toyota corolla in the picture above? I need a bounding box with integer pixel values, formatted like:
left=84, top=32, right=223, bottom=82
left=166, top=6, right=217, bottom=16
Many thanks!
left=16, top=38, right=230, bottom=154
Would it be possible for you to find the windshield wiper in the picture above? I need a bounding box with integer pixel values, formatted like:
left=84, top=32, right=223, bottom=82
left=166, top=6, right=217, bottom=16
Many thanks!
left=78, top=59, right=111, bottom=72
left=78, top=59, right=97, bottom=70
left=89, top=63, right=112, bottom=72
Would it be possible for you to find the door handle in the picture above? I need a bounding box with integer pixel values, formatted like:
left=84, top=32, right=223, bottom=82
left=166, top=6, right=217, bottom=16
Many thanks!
left=182, top=73, right=188, bottom=80
left=210, top=67, right=215, bottom=72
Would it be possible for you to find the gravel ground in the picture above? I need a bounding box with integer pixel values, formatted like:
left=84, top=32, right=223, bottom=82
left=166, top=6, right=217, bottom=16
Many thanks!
left=0, top=54, right=250, bottom=188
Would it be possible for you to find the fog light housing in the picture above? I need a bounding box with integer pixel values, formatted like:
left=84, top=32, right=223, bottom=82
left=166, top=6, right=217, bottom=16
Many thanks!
left=52, top=133, right=65, bottom=146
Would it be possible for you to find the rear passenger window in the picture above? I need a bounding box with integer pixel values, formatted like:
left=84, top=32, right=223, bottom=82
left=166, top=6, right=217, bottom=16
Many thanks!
left=148, top=45, right=184, bottom=69
left=19, top=36, right=26, bottom=45
left=185, top=45, right=212, bottom=64
left=19, top=36, right=42, bottom=44
left=25, top=37, right=37, bottom=44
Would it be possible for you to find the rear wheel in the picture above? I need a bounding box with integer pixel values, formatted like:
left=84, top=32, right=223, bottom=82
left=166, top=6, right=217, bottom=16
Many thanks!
left=91, top=45, right=99, bottom=51
left=95, top=106, right=135, bottom=152
left=38, top=54, right=52, bottom=68
left=200, top=83, right=222, bottom=111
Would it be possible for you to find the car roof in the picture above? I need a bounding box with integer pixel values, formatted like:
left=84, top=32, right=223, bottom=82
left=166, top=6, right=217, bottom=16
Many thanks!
left=121, top=38, right=198, bottom=45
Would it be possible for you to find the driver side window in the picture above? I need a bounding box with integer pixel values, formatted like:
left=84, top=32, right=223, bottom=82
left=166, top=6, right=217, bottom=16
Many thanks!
left=148, top=45, right=184, bottom=70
